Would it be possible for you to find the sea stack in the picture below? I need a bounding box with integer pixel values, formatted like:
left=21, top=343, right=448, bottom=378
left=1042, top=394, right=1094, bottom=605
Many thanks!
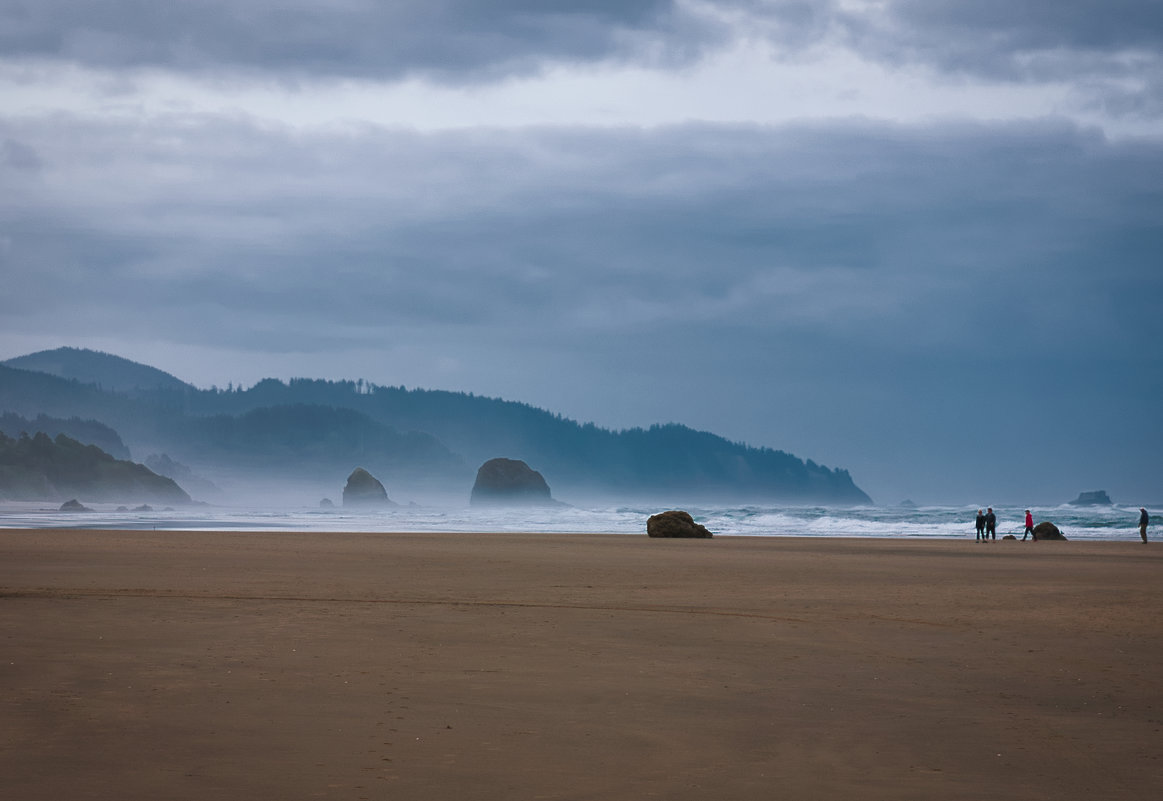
left=1069, top=490, right=1113, bottom=506
left=470, top=458, right=555, bottom=506
left=342, top=468, right=394, bottom=507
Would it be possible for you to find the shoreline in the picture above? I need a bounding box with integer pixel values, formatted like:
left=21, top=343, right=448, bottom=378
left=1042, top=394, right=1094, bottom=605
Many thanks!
left=2, top=497, right=1151, bottom=541
left=3, top=529, right=1161, bottom=800
left=0, top=527, right=1154, bottom=543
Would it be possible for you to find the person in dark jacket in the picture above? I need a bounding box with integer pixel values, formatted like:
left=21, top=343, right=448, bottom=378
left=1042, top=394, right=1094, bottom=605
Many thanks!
left=1140, top=508, right=1150, bottom=543
left=984, top=508, right=997, bottom=540
left=975, top=509, right=986, bottom=541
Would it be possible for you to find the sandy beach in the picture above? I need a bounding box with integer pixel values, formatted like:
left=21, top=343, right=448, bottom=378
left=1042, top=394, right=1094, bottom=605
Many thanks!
left=2, top=529, right=1161, bottom=800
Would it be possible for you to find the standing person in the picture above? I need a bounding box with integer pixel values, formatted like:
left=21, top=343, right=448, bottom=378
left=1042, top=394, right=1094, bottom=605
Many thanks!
left=1140, top=508, right=1150, bottom=543
left=975, top=510, right=986, bottom=541
left=985, top=507, right=997, bottom=540
left=1022, top=509, right=1036, bottom=541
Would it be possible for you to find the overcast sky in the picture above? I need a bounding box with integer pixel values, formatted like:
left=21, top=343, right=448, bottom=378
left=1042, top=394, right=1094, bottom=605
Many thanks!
left=2, top=1, right=1161, bottom=505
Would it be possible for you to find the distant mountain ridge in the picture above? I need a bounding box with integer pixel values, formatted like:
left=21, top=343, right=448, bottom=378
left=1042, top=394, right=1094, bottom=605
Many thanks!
left=0, top=347, right=873, bottom=504
left=3, top=347, right=192, bottom=394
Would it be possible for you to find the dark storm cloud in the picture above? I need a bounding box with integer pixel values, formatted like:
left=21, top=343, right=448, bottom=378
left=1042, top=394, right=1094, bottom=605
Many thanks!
left=5, top=2, right=1159, bottom=116
left=3, top=112, right=1160, bottom=356
left=849, top=0, right=1163, bottom=63
left=838, top=1, right=1163, bottom=116
left=0, top=0, right=720, bottom=80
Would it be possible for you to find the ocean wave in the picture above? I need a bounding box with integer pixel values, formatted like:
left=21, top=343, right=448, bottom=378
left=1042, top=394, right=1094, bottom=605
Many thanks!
left=0, top=500, right=1151, bottom=541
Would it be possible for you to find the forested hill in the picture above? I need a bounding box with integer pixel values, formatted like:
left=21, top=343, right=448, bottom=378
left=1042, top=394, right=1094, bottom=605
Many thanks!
left=0, top=412, right=131, bottom=460
left=0, top=430, right=190, bottom=504
left=4, top=347, right=191, bottom=394
left=198, top=378, right=868, bottom=501
left=0, top=350, right=872, bottom=503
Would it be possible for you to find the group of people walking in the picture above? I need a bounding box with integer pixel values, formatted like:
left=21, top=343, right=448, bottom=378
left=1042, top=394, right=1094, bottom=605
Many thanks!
left=974, top=508, right=1034, bottom=541
left=973, top=507, right=1151, bottom=541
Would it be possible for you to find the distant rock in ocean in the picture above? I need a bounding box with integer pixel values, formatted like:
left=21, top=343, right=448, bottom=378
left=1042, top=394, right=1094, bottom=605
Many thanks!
left=319, top=497, right=335, bottom=509
left=1070, top=490, right=1113, bottom=506
left=470, top=458, right=555, bottom=506
left=647, top=510, right=714, bottom=538
left=60, top=499, right=92, bottom=512
left=342, top=468, right=395, bottom=507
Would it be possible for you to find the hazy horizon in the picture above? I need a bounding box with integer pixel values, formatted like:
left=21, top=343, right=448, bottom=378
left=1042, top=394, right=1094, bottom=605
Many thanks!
left=3, top=2, right=1160, bottom=506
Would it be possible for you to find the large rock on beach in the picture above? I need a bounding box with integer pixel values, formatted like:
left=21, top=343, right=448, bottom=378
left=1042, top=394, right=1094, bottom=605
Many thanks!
left=647, top=510, right=714, bottom=539
left=1032, top=521, right=1067, bottom=540
left=342, top=468, right=394, bottom=507
left=470, top=458, right=555, bottom=506
left=1070, top=490, right=1112, bottom=506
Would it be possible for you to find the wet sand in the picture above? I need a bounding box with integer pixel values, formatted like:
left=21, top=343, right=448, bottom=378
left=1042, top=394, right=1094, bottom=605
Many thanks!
left=2, top=529, right=1161, bottom=800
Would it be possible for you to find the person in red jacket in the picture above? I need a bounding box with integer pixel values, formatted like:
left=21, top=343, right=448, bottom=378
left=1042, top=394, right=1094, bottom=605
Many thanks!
left=1022, top=509, right=1036, bottom=541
